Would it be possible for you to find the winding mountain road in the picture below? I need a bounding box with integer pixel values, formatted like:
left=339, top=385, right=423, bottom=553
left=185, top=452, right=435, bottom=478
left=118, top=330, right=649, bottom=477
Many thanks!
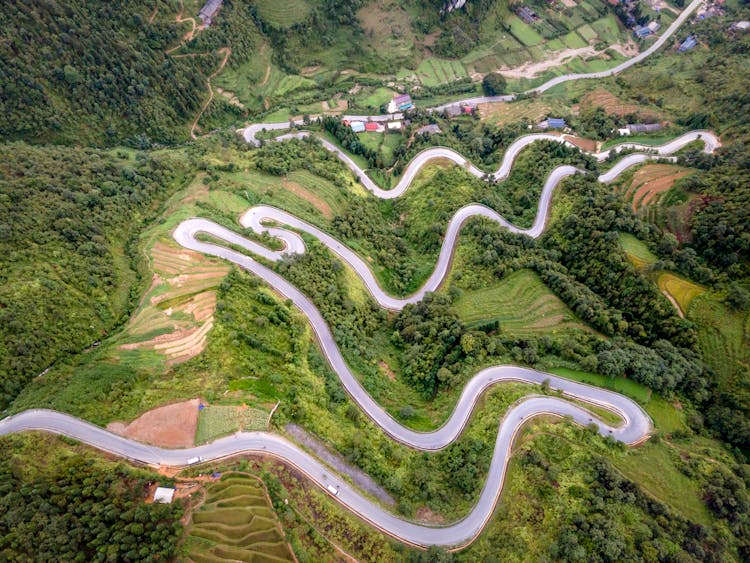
left=179, top=131, right=717, bottom=310
left=0, top=2, right=713, bottom=547
left=0, top=129, right=717, bottom=548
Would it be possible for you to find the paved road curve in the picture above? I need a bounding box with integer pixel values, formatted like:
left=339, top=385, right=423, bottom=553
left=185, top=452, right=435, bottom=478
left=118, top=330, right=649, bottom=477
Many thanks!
left=180, top=131, right=717, bottom=310
left=241, top=0, right=703, bottom=145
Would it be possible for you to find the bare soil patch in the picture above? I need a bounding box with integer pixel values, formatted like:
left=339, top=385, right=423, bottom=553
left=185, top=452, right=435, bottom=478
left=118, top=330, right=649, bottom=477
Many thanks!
left=581, top=89, right=661, bottom=122
left=378, top=360, right=396, bottom=381
left=107, top=398, right=200, bottom=447
left=477, top=98, right=551, bottom=126
left=563, top=135, right=598, bottom=152
left=281, top=178, right=334, bottom=219
left=415, top=506, right=446, bottom=524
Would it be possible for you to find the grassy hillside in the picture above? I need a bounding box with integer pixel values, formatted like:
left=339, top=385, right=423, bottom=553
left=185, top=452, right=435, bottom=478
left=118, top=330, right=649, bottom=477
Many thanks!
left=0, top=142, right=190, bottom=409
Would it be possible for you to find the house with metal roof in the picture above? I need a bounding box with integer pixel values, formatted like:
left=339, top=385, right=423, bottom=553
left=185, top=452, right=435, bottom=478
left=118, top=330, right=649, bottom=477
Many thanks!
left=198, top=0, right=222, bottom=26
left=415, top=124, right=442, bottom=135
left=350, top=121, right=365, bottom=133
left=387, top=94, right=414, bottom=114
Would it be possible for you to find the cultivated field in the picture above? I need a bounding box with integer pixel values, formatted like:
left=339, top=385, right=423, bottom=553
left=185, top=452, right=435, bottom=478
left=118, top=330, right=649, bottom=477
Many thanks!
left=185, top=473, right=294, bottom=562
left=453, top=269, right=592, bottom=335
left=618, top=232, right=657, bottom=270
left=255, top=0, right=312, bottom=28
left=119, top=240, right=229, bottom=364
left=657, top=273, right=704, bottom=316
left=195, top=405, right=270, bottom=444
left=620, top=164, right=693, bottom=213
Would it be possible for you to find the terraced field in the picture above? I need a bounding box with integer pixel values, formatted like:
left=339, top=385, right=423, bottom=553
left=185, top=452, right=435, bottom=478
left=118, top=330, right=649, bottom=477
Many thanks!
left=621, top=164, right=693, bottom=213
left=618, top=232, right=657, bottom=270
left=657, top=273, right=704, bottom=316
left=119, top=241, right=229, bottom=364
left=453, top=269, right=592, bottom=335
left=195, top=405, right=270, bottom=444
left=254, top=0, right=312, bottom=28
left=186, top=473, right=294, bottom=562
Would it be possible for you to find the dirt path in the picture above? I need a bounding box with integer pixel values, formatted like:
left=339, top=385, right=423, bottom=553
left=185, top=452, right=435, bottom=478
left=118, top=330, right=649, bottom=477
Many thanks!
left=190, top=46, right=232, bottom=139
left=661, top=289, right=685, bottom=318
left=148, top=4, right=158, bottom=23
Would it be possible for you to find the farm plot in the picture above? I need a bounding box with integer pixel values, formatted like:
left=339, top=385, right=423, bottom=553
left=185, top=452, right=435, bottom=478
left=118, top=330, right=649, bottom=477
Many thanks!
left=417, top=58, right=469, bottom=87
left=254, top=0, right=312, bottom=28
left=507, top=15, right=545, bottom=47
left=119, top=241, right=229, bottom=364
left=618, top=233, right=657, bottom=270
left=657, top=273, right=704, bottom=316
left=621, top=164, right=693, bottom=213
left=195, top=405, right=269, bottom=444
left=185, top=473, right=294, bottom=562
left=453, top=269, right=593, bottom=336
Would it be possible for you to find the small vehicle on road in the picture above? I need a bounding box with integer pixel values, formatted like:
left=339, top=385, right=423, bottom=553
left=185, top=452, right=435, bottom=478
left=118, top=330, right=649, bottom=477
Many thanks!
left=326, top=484, right=340, bottom=496
left=187, top=456, right=204, bottom=465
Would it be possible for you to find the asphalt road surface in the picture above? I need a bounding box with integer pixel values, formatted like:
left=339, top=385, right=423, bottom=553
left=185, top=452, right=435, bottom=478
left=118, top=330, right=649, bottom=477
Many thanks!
left=180, top=131, right=717, bottom=310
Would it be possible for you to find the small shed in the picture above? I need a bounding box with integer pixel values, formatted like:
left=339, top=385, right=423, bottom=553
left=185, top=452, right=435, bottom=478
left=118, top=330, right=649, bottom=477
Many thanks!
left=548, top=118, right=567, bottom=129
left=198, top=0, right=222, bottom=26
left=387, top=121, right=402, bottom=130
left=350, top=121, right=365, bottom=133
left=415, top=124, right=442, bottom=135
left=365, top=122, right=380, bottom=132
left=154, top=487, right=175, bottom=504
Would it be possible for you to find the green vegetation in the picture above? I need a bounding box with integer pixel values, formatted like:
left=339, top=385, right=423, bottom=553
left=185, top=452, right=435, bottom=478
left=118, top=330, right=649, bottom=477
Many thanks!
left=185, top=472, right=294, bottom=561
left=618, top=232, right=658, bottom=269
left=255, top=0, right=312, bottom=29
left=453, top=269, right=593, bottom=336
left=0, top=433, right=182, bottom=560
left=195, top=405, right=269, bottom=444
left=0, top=143, right=190, bottom=410
left=0, top=0, right=214, bottom=145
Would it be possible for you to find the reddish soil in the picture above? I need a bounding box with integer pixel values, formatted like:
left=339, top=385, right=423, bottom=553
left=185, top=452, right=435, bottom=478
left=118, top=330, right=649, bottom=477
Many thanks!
left=563, top=135, right=598, bottom=152
left=107, top=398, right=200, bottom=448
left=281, top=178, right=333, bottom=219
left=378, top=360, right=396, bottom=381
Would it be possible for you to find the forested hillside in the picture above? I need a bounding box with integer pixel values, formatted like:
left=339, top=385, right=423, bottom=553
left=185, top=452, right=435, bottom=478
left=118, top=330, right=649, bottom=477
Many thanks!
left=0, top=0, right=212, bottom=145
left=0, top=143, right=190, bottom=408
left=0, top=433, right=183, bottom=560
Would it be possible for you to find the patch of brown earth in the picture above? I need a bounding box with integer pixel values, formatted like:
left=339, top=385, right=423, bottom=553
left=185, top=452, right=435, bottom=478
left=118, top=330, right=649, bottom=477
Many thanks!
left=378, top=360, right=396, bottom=381
left=107, top=398, right=200, bottom=447
left=563, top=135, right=598, bottom=152
left=627, top=165, right=692, bottom=212
left=281, top=178, right=333, bottom=219
left=415, top=506, right=446, bottom=524
left=581, top=89, right=661, bottom=122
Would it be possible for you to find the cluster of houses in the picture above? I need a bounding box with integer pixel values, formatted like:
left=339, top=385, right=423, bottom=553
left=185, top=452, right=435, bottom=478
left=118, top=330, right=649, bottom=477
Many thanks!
left=346, top=120, right=403, bottom=133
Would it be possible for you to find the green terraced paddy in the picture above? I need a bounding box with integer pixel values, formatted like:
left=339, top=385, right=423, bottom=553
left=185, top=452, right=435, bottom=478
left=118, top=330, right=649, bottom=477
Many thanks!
left=186, top=473, right=294, bottom=562
left=453, top=269, right=592, bottom=336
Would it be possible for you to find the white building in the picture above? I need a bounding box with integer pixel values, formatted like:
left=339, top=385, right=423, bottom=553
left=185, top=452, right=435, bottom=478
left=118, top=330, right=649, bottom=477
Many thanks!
left=154, top=487, right=175, bottom=504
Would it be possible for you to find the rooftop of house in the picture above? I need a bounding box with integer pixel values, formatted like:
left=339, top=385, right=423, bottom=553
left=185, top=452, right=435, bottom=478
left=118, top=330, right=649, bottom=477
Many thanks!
left=154, top=487, right=175, bottom=504
left=416, top=124, right=442, bottom=135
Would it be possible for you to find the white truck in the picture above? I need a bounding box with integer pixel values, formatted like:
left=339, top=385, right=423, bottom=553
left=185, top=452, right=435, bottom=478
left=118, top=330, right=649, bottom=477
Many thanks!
left=326, top=484, right=339, bottom=497
left=187, top=456, right=204, bottom=465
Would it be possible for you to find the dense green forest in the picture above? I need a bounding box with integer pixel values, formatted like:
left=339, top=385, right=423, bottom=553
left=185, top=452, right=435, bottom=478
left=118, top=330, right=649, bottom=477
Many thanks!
left=0, top=433, right=183, bottom=560
left=0, top=0, right=217, bottom=146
